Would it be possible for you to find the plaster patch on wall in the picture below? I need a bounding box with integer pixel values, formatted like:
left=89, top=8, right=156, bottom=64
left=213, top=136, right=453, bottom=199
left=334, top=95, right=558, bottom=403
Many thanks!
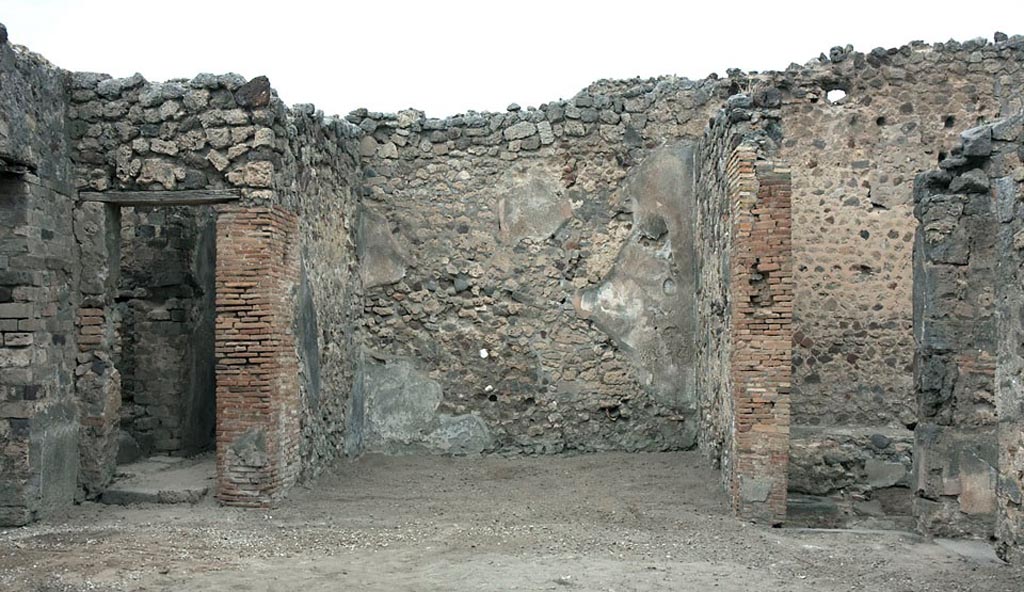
left=497, top=168, right=572, bottom=241
left=359, top=357, right=493, bottom=455
left=357, top=206, right=407, bottom=289
left=575, top=143, right=697, bottom=410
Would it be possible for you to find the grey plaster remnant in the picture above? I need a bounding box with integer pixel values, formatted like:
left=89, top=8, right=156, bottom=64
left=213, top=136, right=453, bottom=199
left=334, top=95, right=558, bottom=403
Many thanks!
left=295, top=259, right=322, bottom=409
left=30, top=401, right=80, bottom=520
left=741, top=476, right=772, bottom=503
left=865, top=459, right=909, bottom=489
left=357, top=206, right=407, bottom=289
left=183, top=210, right=217, bottom=456
left=229, top=428, right=268, bottom=467
left=359, top=358, right=493, bottom=455
left=497, top=170, right=572, bottom=241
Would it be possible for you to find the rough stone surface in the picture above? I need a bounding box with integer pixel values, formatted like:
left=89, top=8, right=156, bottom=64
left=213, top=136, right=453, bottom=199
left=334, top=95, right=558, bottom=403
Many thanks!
left=913, top=113, right=1024, bottom=558
left=0, top=38, right=79, bottom=525
left=3, top=20, right=1024, bottom=563
left=354, top=96, right=715, bottom=454
left=912, top=120, right=1006, bottom=539
left=787, top=426, right=914, bottom=528
left=73, top=202, right=121, bottom=496
left=769, top=41, right=1024, bottom=433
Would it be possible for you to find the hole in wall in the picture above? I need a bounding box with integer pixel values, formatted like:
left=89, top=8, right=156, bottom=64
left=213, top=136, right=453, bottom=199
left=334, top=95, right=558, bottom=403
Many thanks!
left=944, top=115, right=956, bottom=129
left=826, top=89, right=848, bottom=103
left=876, top=116, right=887, bottom=126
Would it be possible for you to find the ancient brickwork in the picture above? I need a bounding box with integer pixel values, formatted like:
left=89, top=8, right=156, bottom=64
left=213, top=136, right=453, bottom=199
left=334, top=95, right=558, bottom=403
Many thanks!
left=72, top=202, right=121, bottom=495
left=695, top=92, right=777, bottom=473
left=0, top=38, right=79, bottom=526
left=914, top=114, right=1024, bottom=558
left=726, top=151, right=793, bottom=522
left=6, top=18, right=1024, bottom=563
left=695, top=93, right=792, bottom=523
left=215, top=206, right=301, bottom=507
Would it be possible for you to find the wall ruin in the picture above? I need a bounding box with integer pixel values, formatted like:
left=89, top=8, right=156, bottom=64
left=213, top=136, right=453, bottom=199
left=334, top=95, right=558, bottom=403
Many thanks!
left=696, top=93, right=793, bottom=523
left=349, top=88, right=713, bottom=455
left=1, top=20, right=1024, bottom=562
left=1, top=37, right=79, bottom=525
left=913, top=114, right=1024, bottom=561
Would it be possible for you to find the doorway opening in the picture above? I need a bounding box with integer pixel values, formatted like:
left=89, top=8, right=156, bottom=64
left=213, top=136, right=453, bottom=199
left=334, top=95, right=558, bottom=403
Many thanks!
left=114, top=205, right=217, bottom=464
left=75, top=190, right=239, bottom=504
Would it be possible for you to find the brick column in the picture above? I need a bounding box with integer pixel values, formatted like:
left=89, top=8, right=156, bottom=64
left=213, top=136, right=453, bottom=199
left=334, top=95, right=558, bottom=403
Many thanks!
left=215, top=206, right=301, bottom=507
left=726, top=147, right=793, bottom=523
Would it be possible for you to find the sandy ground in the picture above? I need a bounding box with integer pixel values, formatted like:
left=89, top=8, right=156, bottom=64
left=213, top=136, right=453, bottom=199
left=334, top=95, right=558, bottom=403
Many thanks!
left=1, top=451, right=1021, bottom=592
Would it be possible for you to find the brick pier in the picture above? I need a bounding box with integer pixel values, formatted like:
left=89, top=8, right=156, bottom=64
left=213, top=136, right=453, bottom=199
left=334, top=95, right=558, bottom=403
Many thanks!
left=214, top=206, right=301, bottom=507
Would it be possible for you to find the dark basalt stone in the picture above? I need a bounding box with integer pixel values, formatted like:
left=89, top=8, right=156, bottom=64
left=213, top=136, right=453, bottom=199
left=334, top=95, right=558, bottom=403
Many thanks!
left=233, top=75, right=272, bottom=108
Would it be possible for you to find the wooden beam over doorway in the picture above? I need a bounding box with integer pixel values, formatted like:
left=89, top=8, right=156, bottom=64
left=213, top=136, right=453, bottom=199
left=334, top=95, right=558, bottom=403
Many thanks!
left=78, top=189, right=242, bottom=207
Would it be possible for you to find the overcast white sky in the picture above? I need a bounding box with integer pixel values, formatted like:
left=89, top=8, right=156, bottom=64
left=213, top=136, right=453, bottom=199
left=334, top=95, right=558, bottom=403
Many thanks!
left=3, top=0, right=1022, bottom=117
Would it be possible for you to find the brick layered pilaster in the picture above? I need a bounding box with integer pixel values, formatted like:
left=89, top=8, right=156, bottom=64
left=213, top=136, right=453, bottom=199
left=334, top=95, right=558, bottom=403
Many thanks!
left=215, top=206, right=300, bottom=507
left=73, top=201, right=122, bottom=496
left=726, top=147, right=793, bottom=523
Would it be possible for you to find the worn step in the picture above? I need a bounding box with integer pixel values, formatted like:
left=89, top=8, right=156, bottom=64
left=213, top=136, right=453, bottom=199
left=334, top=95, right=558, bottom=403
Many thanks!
left=100, top=455, right=214, bottom=506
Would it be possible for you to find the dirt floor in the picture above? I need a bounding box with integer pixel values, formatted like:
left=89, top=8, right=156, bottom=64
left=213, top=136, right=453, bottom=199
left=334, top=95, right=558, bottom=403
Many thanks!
left=1, top=452, right=1021, bottom=592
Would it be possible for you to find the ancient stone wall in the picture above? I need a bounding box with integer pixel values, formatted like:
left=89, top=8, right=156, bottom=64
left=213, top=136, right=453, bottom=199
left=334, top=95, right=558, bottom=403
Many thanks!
left=72, top=201, right=120, bottom=495
left=273, top=105, right=362, bottom=478
left=990, top=115, right=1024, bottom=564
left=759, top=39, right=1024, bottom=434
left=0, top=36, right=80, bottom=525
left=5, top=19, right=1024, bottom=561
left=711, top=37, right=1024, bottom=524
left=912, top=124, right=1002, bottom=537
left=349, top=77, right=718, bottom=454
left=914, top=113, right=1024, bottom=557
left=695, top=92, right=774, bottom=476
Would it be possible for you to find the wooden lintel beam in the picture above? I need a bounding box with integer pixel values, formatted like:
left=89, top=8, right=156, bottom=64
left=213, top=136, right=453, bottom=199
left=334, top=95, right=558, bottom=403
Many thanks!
left=78, top=189, right=242, bottom=206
